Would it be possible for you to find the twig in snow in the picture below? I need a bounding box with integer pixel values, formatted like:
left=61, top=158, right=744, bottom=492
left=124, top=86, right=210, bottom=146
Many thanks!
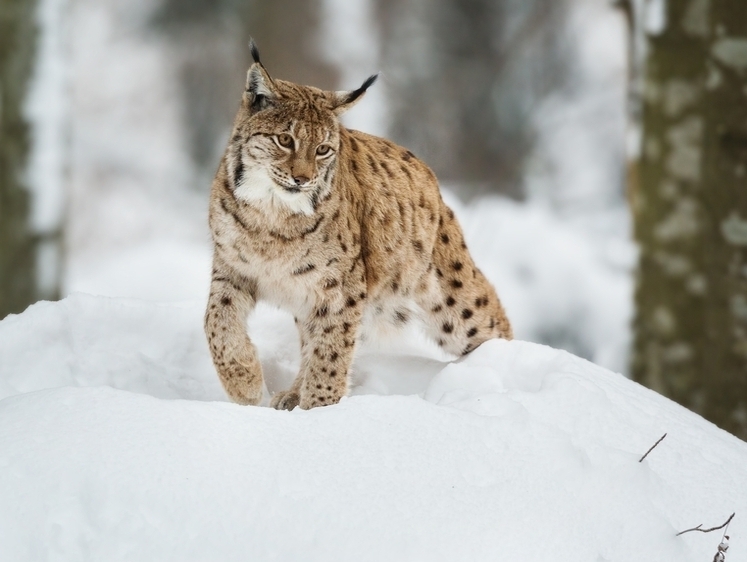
left=638, top=433, right=667, bottom=462
left=676, top=512, right=735, bottom=536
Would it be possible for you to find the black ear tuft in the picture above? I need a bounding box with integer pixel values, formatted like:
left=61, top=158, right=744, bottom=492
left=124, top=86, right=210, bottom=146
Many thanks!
left=249, top=38, right=261, bottom=64
left=343, top=73, right=378, bottom=105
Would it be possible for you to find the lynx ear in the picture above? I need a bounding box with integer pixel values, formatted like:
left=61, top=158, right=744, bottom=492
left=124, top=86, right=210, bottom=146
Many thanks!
left=245, top=38, right=277, bottom=112
left=330, top=74, right=378, bottom=116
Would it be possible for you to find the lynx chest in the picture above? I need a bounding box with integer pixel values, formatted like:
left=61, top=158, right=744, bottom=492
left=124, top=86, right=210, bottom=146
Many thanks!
left=212, top=201, right=354, bottom=317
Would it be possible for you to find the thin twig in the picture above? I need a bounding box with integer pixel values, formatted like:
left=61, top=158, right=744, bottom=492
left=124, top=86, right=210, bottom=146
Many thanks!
left=677, top=513, right=735, bottom=537
left=639, top=433, right=667, bottom=462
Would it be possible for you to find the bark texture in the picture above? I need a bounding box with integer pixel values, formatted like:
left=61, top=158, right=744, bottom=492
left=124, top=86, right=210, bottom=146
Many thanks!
left=0, top=0, right=38, bottom=319
left=633, top=0, right=747, bottom=439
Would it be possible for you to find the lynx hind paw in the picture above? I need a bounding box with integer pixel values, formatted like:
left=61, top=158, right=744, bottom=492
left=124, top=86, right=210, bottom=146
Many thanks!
left=271, top=390, right=301, bottom=411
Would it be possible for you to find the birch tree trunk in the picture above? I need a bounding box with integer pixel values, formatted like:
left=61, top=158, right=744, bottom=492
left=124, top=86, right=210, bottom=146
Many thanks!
left=633, top=0, right=747, bottom=439
left=0, top=0, right=38, bottom=319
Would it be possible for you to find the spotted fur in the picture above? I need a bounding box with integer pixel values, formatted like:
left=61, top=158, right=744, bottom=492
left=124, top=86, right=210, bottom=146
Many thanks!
left=205, top=41, right=512, bottom=410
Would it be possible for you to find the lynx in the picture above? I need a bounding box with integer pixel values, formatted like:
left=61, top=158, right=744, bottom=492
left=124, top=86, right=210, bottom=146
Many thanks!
left=205, top=41, right=512, bottom=410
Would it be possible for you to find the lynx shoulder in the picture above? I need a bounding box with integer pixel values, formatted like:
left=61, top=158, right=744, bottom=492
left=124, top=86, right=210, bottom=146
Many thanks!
left=205, top=40, right=512, bottom=410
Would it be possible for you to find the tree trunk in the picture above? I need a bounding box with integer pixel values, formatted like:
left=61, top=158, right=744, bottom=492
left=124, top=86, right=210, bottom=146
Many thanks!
left=633, top=0, right=747, bottom=439
left=0, top=0, right=39, bottom=319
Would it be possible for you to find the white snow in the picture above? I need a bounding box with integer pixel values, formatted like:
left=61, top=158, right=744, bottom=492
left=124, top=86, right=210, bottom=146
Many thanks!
left=1, top=294, right=745, bottom=561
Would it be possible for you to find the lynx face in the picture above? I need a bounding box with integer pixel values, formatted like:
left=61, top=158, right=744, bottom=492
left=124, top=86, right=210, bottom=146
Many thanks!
left=228, top=62, right=372, bottom=216
left=232, top=101, right=340, bottom=215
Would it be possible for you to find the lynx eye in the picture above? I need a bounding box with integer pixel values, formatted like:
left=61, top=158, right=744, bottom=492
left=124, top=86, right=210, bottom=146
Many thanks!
left=316, top=144, right=332, bottom=156
left=277, top=133, right=294, bottom=149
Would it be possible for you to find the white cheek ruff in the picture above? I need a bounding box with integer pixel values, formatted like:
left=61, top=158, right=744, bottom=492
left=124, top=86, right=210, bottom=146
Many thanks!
left=234, top=165, right=315, bottom=216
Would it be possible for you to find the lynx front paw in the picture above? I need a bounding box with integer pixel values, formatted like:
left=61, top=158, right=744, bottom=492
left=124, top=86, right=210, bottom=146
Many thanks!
left=220, top=366, right=263, bottom=406
left=271, top=390, right=301, bottom=411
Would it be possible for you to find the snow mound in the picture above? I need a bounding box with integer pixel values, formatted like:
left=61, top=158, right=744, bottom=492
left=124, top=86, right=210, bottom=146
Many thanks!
left=1, top=295, right=745, bottom=561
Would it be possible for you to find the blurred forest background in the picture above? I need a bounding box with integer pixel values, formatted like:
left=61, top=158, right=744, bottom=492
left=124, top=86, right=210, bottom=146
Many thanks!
left=1, top=0, right=745, bottom=437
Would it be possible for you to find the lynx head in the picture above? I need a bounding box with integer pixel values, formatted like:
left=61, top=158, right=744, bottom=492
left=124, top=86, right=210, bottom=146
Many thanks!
left=228, top=39, right=377, bottom=216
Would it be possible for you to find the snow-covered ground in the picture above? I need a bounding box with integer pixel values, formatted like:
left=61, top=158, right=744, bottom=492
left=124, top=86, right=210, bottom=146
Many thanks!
left=1, top=294, right=745, bottom=561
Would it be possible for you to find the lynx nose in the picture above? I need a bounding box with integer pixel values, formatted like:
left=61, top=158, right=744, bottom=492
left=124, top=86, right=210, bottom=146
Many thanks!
left=293, top=175, right=310, bottom=186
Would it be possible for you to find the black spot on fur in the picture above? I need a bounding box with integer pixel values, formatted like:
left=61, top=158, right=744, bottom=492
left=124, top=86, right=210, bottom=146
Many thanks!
left=440, top=233, right=450, bottom=244
left=442, top=322, right=454, bottom=334
left=451, top=279, right=463, bottom=289
left=301, top=216, right=324, bottom=237
left=221, top=296, right=231, bottom=306
left=452, top=261, right=463, bottom=271
left=462, top=309, right=473, bottom=319
left=233, top=159, right=245, bottom=187
left=413, top=240, right=423, bottom=252
left=446, top=296, right=456, bottom=307
left=346, top=297, right=357, bottom=307
left=467, top=327, right=478, bottom=338
left=316, top=305, right=329, bottom=318
left=394, top=310, right=409, bottom=324
left=367, top=153, right=378, bottom=172
left=324, top=279, right=339, bottom=289
left=293, top=263, right=316, bottom=275
left=432, top=304, right=443, bottom=313
left=330, top=352, right=339, bottom=362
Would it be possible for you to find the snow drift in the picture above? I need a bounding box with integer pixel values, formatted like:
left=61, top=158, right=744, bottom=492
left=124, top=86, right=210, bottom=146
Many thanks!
left=1, top=294, right=745, bottom=561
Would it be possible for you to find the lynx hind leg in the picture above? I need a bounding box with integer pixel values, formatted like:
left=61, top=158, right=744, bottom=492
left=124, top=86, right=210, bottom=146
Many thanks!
left=419, top=206, right=512, bottom=356
left=205, top=265, right=264, bottom=405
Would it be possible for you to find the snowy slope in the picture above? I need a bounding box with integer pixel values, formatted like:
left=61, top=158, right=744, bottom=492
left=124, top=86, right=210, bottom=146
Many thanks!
left=1, top=295, right=745, bottom=561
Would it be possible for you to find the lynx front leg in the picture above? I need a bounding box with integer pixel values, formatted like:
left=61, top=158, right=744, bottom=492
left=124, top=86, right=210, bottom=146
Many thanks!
left=204, top=261, right=263, bottom=405
left=273, top=280, right=366, bottom=410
